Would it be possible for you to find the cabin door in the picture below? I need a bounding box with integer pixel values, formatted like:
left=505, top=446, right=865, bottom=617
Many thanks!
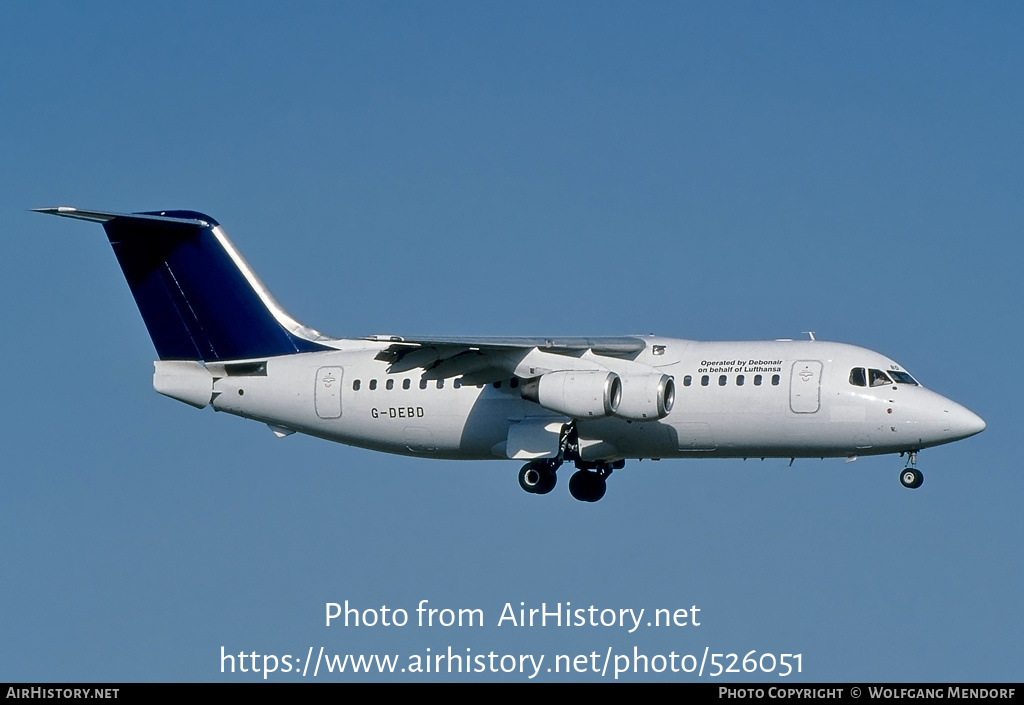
left=315, top=367, right=343, bottom=419
left=789, top=361, right=822, bottom=413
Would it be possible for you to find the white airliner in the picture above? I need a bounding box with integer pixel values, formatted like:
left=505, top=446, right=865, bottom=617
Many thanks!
left=37, top=207, right=986, bottom=501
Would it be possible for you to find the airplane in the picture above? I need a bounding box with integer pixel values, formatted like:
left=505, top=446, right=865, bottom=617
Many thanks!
left=36, top=206, right=986, bottom=502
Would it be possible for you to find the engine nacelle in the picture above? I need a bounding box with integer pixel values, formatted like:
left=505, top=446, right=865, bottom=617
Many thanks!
left=520, top=370, right=622, bottom=418
left=615, top=373, right=675, bottom=420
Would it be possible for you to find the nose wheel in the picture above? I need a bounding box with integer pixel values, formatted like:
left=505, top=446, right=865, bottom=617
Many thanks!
left=899, top=452, right=924, bottom=489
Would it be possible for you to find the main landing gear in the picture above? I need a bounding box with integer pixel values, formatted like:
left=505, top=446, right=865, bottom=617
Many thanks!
left=517, top=422, right=624, bottom=502
left=568, top=461, right=622, bottom=502
left=899, top=451, right=924, bottom=489
left=518, top=459, right=558, bottom=495
left=518, top=458, right=624, bottom=502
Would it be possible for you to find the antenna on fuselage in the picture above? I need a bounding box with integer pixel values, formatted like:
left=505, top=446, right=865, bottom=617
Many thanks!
left=803, top=331, right=816, bottom=341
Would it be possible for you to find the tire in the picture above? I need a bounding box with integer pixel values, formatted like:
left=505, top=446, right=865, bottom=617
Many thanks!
left=900, top=468, right=923, bottom=489
left=519, top=463, right=541, bottom=493
left=519, top=461, right=558, bottom=495
left=534, top=465, right=557, bottom=495
left=569, top=470, right=606, bottom=502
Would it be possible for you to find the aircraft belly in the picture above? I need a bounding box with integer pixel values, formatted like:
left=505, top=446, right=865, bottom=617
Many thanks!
left=330, top=398, right=489, bottom=459
left=576, top=418, right=679, bottom=459
left=329, top=387, right=533, bottom=460
left=673, top=421, right=717, bottom=452
left=207, top=354, right=497, bottom=459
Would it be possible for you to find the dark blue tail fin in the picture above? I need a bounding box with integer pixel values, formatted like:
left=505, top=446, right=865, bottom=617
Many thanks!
left=36, top=207, right=332, bottom=361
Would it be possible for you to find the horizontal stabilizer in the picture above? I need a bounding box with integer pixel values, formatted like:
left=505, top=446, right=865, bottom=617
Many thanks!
left=33, top=207, right=211, bottom=226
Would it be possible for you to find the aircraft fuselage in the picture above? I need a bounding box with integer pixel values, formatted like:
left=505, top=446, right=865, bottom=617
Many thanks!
left=202, top=338, right=983, bottom=463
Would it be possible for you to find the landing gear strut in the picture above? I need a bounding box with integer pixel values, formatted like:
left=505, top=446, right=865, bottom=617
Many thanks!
left=899, top=451, right=924, bottom=489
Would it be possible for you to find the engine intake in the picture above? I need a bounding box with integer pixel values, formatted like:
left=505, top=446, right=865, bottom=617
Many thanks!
left=521, top=371, right=622, bottom=418
left=615, top=373, right=675, bottom=420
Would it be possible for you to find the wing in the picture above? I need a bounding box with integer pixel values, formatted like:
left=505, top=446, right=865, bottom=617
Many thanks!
left=369, top=335, right=648, bottom=384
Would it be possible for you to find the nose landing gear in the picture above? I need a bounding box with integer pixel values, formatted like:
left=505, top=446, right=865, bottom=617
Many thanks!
left=899, top=451, right=924, bottom=489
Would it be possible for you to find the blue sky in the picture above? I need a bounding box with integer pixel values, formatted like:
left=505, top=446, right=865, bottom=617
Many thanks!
left=2, top=2, right=1020, bottom=682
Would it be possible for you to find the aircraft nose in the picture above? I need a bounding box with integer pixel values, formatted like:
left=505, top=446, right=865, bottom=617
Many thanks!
left=946, top=404, right=986, bottom=440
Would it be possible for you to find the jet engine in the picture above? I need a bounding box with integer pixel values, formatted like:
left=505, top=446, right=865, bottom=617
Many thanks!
left=615, top=373, right=675, bottom=420
left=520, top=371, right=622, bottom=418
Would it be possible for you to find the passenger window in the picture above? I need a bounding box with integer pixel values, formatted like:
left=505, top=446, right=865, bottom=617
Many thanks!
left=403, top=379, right=411, bottom=390
left=701, top=375, right=709, bottom=387
left=683, top=375, right=692, bottom=387
left=454, top=379, right=462, bottom=389
left=419, top=379, right=428, bottom=390
left=771, top=374, right=780, bottom=386
left=736, top=374, right=745, bottom=386
left=369, top=379, right=377, bottom=390
left=510, top=378, right=519, bottom=389
left=386, top=379, right=394, bottom=390
left=849, top=368, right=866, bottom=387
left=719, top=375, right=727, bottom=386
left=352, top=380, right=361, bottom=391
left=436, top=380, right=444, bottom=389
left=493, top=381, right=502, bottom=389
left=754, top=375, right=762, bottom=386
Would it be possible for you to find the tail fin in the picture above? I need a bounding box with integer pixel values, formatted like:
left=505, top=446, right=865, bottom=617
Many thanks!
left=35, top=207, right=332, bottom=361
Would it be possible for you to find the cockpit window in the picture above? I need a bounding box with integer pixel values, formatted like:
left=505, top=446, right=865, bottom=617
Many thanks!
left=868, top=369, right=892, bottom=387
left=852, top=367, right=916, bottom=387
left=889, top=371, right=918, bottom=385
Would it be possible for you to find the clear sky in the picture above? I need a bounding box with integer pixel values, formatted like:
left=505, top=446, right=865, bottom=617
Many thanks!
left=2, top=1, right=1020, bottom=682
